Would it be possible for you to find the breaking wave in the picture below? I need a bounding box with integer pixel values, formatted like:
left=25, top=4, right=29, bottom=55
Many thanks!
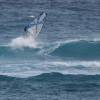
left=1, top=39, right=100, bottom=60
left=0, top=39, right=100, bottom=77
left=1, top=60, right=100, bottom=78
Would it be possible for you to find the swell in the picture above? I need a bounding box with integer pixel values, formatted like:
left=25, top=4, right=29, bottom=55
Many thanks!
left=50, top=40, right=100, bottom=60
left=0, top=72, right=100, bottom=92
left=1, top=72, right=100, bottom=84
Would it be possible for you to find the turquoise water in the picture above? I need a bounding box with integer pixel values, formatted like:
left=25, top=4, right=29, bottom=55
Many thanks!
left=0, top=0, right=100, bottom=99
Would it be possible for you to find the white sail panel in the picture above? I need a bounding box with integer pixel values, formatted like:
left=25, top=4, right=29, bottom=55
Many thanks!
left=38, top=12, right=46, bottom=23
left=25, top=12, right=46, bottom=39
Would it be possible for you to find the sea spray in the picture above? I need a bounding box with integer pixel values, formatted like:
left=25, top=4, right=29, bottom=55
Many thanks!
left=9, top=34, right=38, bottom=48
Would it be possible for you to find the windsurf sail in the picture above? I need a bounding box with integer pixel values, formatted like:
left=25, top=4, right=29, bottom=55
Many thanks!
left=24, top=12, right=46, bottom=39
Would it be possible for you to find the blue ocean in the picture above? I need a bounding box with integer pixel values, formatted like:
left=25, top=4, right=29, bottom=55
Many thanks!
left=0, top=0, right=100, bottom=99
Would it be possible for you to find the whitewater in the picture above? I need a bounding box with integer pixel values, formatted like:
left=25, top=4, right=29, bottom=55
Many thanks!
left=0, top=36, right=99, bottom=77
left=1, top=0, right=100, bottom=100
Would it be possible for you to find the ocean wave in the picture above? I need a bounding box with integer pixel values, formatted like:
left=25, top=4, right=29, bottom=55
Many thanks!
left=0, top=45, right=40, bottom=59
left=0, top=72, right=100, bottom=81
left=5, top=38, right=100, bottom=60
left=1, top=60, right=100, bottom=78
left=49, top=40, right=100, bottom=60
left=0, top=72, right=100, bottom=100
left=0, top=39, right=100, bottom=77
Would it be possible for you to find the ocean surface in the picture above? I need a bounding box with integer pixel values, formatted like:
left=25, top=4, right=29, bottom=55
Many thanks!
left=0, top=0, right=100, bottom=99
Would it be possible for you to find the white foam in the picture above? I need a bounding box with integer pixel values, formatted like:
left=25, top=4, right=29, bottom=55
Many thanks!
left=9, top=34, right=38, bottom=49
left=42, top=61, right=100, bottom=75
left=1, top=60, right=100, bottom=78
left=38, top=43, right=60, bottom=55
left=56, top=38, right=100, bottom=44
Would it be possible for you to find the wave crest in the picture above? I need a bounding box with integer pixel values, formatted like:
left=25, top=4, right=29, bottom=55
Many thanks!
left=50, top=40, right=100, bottom=60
